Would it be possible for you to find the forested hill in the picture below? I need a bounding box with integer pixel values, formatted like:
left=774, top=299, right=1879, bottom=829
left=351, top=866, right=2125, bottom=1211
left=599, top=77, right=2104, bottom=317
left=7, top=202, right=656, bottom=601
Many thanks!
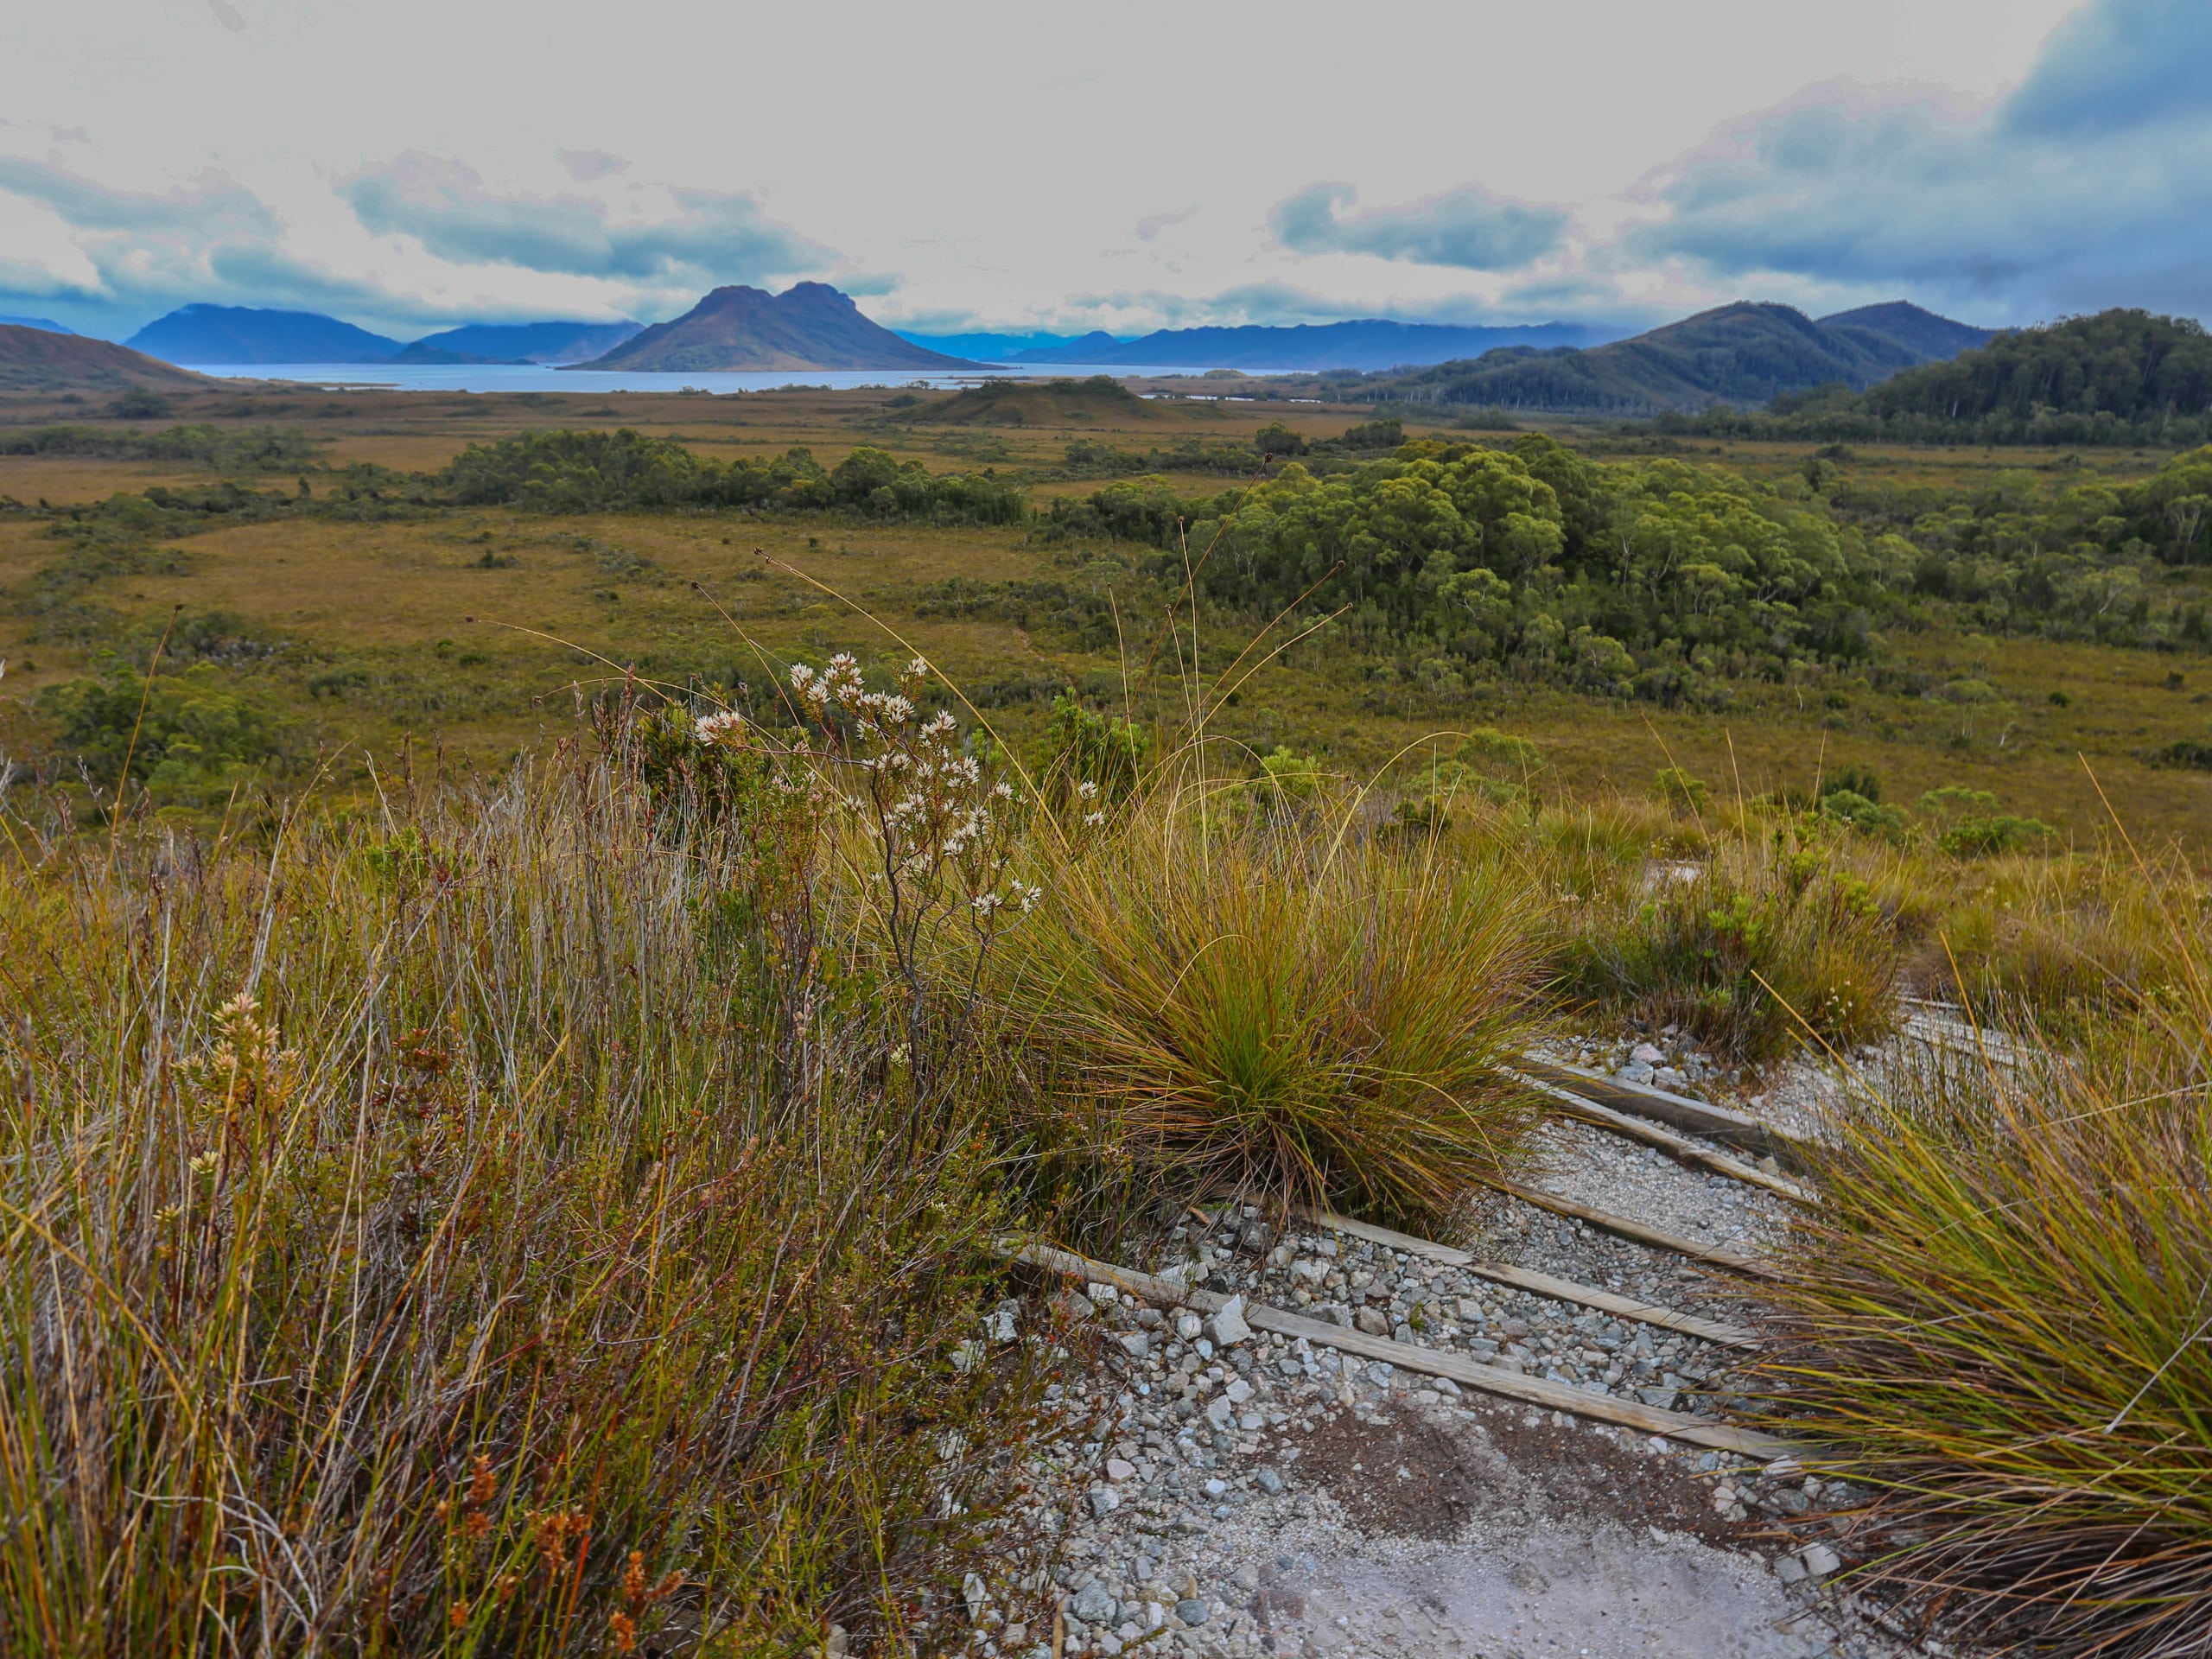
left=1666, top=310, right=2212, bottom=447
left=1351, top=302, right=1993, bottom=414
left=1861, top=310, right=2212, bottom=427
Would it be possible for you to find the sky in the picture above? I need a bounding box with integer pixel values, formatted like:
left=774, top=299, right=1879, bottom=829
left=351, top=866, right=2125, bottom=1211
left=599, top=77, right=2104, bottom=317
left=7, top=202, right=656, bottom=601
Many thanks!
left=2, top=0, right=2205, bottom=343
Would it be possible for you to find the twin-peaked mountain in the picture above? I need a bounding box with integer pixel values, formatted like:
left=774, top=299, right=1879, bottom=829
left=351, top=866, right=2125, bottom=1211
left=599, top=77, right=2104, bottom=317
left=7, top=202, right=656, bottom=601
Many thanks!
left=572, top=283, right=975, bottom=372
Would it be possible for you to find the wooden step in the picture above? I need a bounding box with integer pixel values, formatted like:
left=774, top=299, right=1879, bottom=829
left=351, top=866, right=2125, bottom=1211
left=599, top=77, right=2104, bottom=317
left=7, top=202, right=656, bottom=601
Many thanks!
left=1014, top=1242, right=1793, bottom=1460
left=1516, top=1056, right=1818, bottom=1176
left=1497, top=1183, right=1780, bottom=1280
left=1513, top=1070, right=1816, bottom=1203
left=1294, top=1207, right=1759, bottom=1348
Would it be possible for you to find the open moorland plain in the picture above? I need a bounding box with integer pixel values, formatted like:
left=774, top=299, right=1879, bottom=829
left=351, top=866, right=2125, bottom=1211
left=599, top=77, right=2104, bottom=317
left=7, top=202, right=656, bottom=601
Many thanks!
left=3, top=372, right=2211, bottom=1659
left=3, top=377, right=2209, bottom=846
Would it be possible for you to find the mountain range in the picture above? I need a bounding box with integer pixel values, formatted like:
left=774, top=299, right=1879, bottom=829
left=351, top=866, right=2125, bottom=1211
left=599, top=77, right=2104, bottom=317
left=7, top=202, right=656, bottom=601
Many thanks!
left=1014, top=319, right=1620, bottom=372
left=0, top=315, right=73, bottom=336
left=1353, top=301, right=1994, bottom=413
left=121, top=306, right=643, bottom=365
left=896, top=320, right=1620, bottom=371
left=26, top=288, right=1996, bottom=412
left=397, top=320, right=644, bottom=365
left=572, top=284, right=974, bottom=372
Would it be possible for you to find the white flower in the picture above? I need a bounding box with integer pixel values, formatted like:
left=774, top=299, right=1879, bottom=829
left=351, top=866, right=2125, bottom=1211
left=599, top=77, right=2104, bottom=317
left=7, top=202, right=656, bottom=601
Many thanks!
left=1084, top=811, right=1106, bottom=827
left=972, top=892, right=1003, bottom=914
left=790, top=663, right=815, bottom=689
left=694, top=710, right=747, bottom=747
left=993, top=780, right=1014, bottom=800
left=906, top=658, right=930, bottom=679
left=1077, top=780, right=1100, bottom=800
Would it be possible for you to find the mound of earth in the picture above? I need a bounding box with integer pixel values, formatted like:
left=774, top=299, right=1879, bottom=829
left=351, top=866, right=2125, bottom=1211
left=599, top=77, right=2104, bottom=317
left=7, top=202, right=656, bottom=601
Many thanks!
left=0, top=324, right=212, bottom=391
left=912, top=376, right=1158, bottom=425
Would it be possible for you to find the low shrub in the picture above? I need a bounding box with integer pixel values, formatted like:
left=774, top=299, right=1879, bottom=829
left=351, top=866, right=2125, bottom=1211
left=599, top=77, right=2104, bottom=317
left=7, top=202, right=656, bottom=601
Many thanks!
left=1558, top=836, right=1902, bottom=1061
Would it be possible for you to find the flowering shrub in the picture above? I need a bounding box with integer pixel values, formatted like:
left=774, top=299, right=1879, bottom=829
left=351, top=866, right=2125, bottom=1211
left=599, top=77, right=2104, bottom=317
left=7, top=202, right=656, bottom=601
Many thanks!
left=696, top=653, right=1043, bottom=1079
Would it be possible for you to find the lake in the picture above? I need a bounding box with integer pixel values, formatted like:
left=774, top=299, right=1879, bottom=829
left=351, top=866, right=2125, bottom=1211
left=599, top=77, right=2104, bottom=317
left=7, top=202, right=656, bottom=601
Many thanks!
left=193, top=362, right=1219, bottom=395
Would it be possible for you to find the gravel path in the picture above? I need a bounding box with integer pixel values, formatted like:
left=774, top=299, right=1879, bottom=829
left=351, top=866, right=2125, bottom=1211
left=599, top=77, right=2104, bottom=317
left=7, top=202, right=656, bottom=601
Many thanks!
left=972, top=1274, right=1923, bottom=1659
left=958, top=1029, right=1967, bottom=1659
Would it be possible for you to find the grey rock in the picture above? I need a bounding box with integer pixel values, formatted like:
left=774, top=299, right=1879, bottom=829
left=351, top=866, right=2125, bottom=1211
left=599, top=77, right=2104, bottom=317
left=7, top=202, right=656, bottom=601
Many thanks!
left=1618, top=1061, right=1656, bottom=1085
left=1801, top=1542, right=1842, bottom=1579
left=1354, top=1307, right=1391, bottom=1337
left=1071, top=1582, right=1116, bottom=1624
left=1088, top=1488, right=1121, bottom=1519
left=1255, top=1467, right=1285, bottom=1495
left=1175, top=1599, right=1210, bottom=1627
left=1208, top=1296, right=1251, bottom=1347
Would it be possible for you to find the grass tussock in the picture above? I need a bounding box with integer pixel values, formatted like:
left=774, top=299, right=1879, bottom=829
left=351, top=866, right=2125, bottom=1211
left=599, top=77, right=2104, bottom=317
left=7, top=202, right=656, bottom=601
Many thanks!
left=1769, top=978, right=2212, bottom=1656
left=0, top=743, right=1048, bottom=1656
left=1000, top=780, right=1548, bottom=1230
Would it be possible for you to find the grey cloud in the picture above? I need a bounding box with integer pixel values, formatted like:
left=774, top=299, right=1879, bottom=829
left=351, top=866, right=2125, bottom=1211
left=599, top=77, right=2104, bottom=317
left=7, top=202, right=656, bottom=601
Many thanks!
left=1058, top=282, right=1580, bottom=332
left=0, top=156, right=275, bottom=237
left=205, top=0, right=246, bottom=31
left=1134, top=206, right=1197, bottom=243
left=2001, top=0, right=2212, bottom=138
left=340, top=154, right=831, bottom=283
left=558, top=149, right=626, bottom=182
left=0, top=155, right=470, bottom=338
left=1629, top=0, right=2212, bottom=318
left=1269, top=181, right=1567, bottom=270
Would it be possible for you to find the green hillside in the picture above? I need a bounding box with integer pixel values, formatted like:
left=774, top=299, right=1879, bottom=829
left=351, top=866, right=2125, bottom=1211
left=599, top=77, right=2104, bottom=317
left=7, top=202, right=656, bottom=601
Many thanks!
left=1865, top=309, right=2212, bottom=428
left=1671, top=309, right=2212, bottom=447
left=1355, top=302, right=1991, bottom=415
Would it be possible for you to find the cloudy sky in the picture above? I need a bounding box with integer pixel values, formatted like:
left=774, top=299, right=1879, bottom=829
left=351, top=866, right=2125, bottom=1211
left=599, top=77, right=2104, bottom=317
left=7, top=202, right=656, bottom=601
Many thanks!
left=2, top=0, right=2203, bottom=342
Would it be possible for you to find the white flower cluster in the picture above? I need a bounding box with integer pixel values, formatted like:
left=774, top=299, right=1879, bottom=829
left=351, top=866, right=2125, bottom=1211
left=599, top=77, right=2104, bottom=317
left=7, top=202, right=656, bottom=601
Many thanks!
left=693, top=709, right=748, bottom=747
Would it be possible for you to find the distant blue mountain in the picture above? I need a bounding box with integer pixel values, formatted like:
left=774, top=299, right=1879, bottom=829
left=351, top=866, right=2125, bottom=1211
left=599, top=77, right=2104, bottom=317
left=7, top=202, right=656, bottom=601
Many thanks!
left=897, top=329, right=1131, bottom=363
left=1000, top=319, right=1626, bottom=372
left=0, top=315, right=73, bottom=335
left=128, top=305, right=402, bottom=364
left=396, top=320, right=645, bottom=365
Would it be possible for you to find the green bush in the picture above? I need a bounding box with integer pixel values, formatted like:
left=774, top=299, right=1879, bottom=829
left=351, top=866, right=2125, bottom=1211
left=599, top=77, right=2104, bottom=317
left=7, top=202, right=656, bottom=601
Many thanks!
left=1038, top=690, right=1150, bottom=807
left=1652, top=766, right=1710, bottom=814
left=39, top=664, right=287, bottom=804
left=1914, top=786, right=2057, bottom=858
left=1820, top=788, right=1910, bottom=842
left=439, top=429, right=1026, bottom=524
